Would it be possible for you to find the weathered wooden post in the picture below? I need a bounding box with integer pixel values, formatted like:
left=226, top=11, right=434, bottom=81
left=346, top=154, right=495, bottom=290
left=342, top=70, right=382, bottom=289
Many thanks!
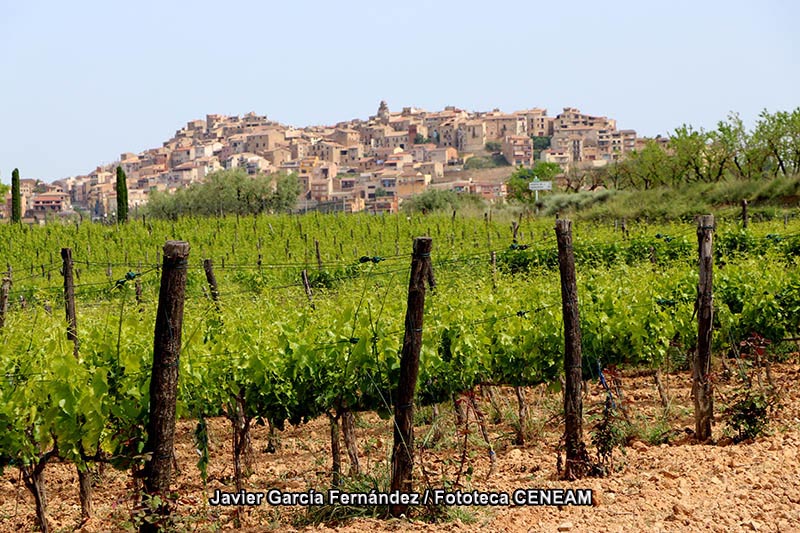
left=135, top=278, right=143, bottom=312
left=0, top=274, right=11, bottom=329
left=301, top=269, right=314, bottom=310
left=390, top=237, right=433, bottom=517
left=61, top=248, right=79, bottom=358
left=142, top=241, right=189, bottom=532
left=62, top=247, right=93, bottom=519
left=202, top=259, right=219, bottom=303
left=741, top=200, right=748, bottom=229
left=555, top=219, right=588, bottom=479
left=694, top=215, right=714, bottom=442
left=491, top=251, right=497, bottom=291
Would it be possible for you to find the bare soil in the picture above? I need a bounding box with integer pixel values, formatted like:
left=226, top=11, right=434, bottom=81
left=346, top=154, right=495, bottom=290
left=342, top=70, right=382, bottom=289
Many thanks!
left=2, top=362, right=799, bottom=533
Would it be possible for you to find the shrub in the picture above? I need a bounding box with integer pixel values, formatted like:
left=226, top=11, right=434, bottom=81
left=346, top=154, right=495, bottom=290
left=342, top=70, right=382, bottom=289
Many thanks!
left=725, top=391, right=770, bottom=442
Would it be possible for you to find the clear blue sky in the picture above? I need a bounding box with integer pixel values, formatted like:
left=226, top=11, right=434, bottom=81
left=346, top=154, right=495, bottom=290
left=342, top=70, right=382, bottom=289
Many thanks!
left=1, top=0, right=797, bottom=182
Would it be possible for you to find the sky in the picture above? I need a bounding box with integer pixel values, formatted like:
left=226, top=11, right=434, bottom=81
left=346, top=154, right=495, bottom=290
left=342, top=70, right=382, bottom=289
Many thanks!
left=1, top=0, right=797, bottom=182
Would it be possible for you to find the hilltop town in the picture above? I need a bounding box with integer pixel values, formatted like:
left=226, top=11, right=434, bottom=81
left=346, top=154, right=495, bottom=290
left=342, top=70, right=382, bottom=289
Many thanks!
left=6, top=103, right=645, bottom=220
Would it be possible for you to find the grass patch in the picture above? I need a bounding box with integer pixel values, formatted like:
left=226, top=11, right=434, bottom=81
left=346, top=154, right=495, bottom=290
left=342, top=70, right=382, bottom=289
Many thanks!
left=538, top=175, right=800, bottom=222
left=293, top=471, right=391, bottom=526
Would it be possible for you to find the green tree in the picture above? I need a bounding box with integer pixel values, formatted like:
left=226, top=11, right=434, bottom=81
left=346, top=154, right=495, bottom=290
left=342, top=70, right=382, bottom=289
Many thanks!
left=670, top=125, right=729, bottom=183
left=271, top=172, right=302, bottom=212
left=531, top=136, right=552, bottom=150
left=617, top=140, right=680, bottom=190
left=485, top=141, right=502, bottom=153
left=752, top=108, right=800, bottom=177
left=145, top=169, right=300, bottom=219
left=785, top=108, right=800, bottom=175
left=464, top=154, right=510, bottom=169
left=115, top=166, right=129, bottom=223
left=716, top=113, right=758, bottom=180
left=401, top=189, right=485, bottom=213
left=11, top=168, right=21, bottom=223
left=505, top=162, right=561, bottom=201
left=531, top=135, right=551, bottom=160
left=669, top=125, right=706, bottom=182
left=601, top=158, right=629, bottom=190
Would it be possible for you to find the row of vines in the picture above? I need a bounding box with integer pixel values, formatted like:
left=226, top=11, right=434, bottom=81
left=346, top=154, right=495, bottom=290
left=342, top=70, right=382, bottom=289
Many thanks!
left=1, top=213, right=799, bottom=529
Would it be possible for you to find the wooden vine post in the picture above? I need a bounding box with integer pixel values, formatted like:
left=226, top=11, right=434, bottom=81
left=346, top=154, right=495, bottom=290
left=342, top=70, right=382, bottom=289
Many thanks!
left=142, top=241, right=189, bottom=532
left=61, top=248, right=80, bottom=359
left=62, top=248, right=94, bottom=521
left=555, top=219, right=588, bottom=479
left=0, top=272, right=11, bottom=328
left=741, top=200, right=748, bottom=229
left=135, top=278, right=143, bottom=312
left=491, top=251, right=497, bottom=291
left=301, top=269, right=314, bottom=309
left=390, top=237, right=434, bottom=517
left=694, top=215, right=715, bottom=442
left=202, top=259, right=219, bottom=303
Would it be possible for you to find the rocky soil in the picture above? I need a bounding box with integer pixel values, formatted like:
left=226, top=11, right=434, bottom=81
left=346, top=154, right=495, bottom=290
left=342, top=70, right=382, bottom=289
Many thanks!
left=2, top=361, right=799, bottom=533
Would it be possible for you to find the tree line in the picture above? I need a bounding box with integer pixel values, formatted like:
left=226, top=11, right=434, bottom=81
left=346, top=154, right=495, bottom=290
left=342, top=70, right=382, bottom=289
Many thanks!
left=500, top=108, right=800, bottom=198
left=144, top=169, right=300, bottom=219
left=607, top=108, right=800, bottom=190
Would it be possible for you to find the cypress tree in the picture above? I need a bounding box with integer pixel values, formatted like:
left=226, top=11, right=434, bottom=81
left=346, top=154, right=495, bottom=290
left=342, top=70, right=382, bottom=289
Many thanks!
left=11, top=168, right=21, bottom=223
left=116, top=166, right=128, bottom=223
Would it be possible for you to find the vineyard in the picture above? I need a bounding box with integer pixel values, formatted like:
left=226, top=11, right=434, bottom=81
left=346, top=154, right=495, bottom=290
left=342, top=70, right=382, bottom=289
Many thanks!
left=1, top=212, right=800, bottom=531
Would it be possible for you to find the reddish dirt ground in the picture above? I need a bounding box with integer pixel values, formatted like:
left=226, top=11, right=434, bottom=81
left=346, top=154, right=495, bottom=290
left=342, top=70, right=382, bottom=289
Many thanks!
left=2, top=362, right=799, bottom=532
